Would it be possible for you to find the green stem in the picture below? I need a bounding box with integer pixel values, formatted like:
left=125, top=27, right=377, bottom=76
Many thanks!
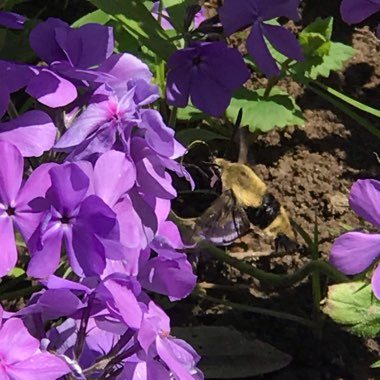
left=199, top=242, right=349, bottom=286
left=168, top=106, right=178, bottom=128
left=193, top=288, right=314, bottom=327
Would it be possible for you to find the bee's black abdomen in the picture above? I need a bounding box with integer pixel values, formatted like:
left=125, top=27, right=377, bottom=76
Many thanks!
left=245, top=192, right=280, bottom=229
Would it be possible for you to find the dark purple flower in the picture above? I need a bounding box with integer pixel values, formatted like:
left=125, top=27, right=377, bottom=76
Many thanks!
left=0, top=11, right=26, bottom=29
left=330, top=179, right=380, bottom=298
left=219, top=0, right=303, bottom=77
left=0, top=141, right=55, bottom=277
left=27, top=163, right=122, bottom=278
left=0, top=306, right=70, bottom=379
left=166, top=41, right=250, bottom=116
left=341, top=0, right=380, bottom=37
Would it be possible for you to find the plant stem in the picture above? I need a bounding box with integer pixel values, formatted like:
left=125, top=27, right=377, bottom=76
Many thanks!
left=193, top=288, right=314, bottom=327
left=168, top=106, right=178, bottom=128
left=199, top=241, right=349, bottom=287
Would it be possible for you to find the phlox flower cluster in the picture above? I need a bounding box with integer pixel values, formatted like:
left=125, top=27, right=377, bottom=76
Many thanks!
left=0, top=16, right=201, bottom=379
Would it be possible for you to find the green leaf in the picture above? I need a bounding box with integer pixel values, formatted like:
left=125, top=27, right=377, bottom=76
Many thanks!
left=292, top=41, right=355, bottom=80
left=322, top=281, right=380, bottom=338
left=302, top=17, right=333, bottom=41
left=8, top=267, right=25, bottom=278
left=227, top=87, right=305, bottom=133
left=371, top=359, right=380, bottom=368
left=176, top=104, right=207, bottom=121
left=71, top=9, right=111, bottom=27
left=162, top=0, right=195, bottom=33
left=88, top=0, right=176, bottom=61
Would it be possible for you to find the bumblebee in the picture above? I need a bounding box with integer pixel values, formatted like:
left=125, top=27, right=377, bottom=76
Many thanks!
left=196, top=158, right=296, bottom=252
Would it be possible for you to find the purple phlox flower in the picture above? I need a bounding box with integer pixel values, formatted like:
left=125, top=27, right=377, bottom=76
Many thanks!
left=0, top=306, right=70, bottom=379
left=341, top=0, right=380, bottom=37
left=0, top=110, right=57, bottom=157
left=27, top=162, right=122, bottom=278
left=26, top=18, right=114, bottom=107
left=166, top=41, right=250, bottom=116
left=219, top=0, right=303, bottom=77
left=0, top=11, right=26, bottom=29
left=54, top=84, right=140, bottom=161
left=330, top=179, right=380, bottom=298
left=138, top=301, right=203, bottom=380
left=139, top=221, right=197, bottom=300
left=0, top=141, right=55, bottom=277
left=151, top=2, right=205, bottom=30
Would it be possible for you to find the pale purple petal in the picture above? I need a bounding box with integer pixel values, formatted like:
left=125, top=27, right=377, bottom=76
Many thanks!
left=371, top=265, right=380, bottom=299
left=0, top=11, right=26, bottom=30
left=156, top=338, right=196, bottom=380
left=104, top=280, right=142, bottom=330
left=0, top=110, right=56, bottom=157
left=97, top=53, right=152, bottom=89
left=26, top=69, right=77, bottom=107
left=0, top=217, right=18, bottom=276
left=330, top=231, right=380, bottom=274
left=54, top=100, right=111, bottom=150
left=340, top=0, right=380, bottom=24
left=247, top=23, right=280, bottom=77
left=0, top=318, right=39, bottom=362
left=261, top=23, right=303, bottom=61
left=93, top=150, right=136, bottom=206
left=29, top=18, right=69, bottom=63
left=7, top=352, right=69, bottom=380
left=349, top=179, right=380, bottom=228
left=0, top=141, right=23, bottom=205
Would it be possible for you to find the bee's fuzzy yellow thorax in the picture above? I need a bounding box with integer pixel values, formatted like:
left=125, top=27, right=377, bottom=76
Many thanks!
left=215, top=158, right=267, bottom=208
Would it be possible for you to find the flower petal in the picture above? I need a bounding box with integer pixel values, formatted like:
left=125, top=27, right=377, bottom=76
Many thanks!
left=349, top=179, right=380, bottom=228
left=0, top=318, right=39, bottom=362
left=0, top=141, right=23, bottom=205
left=261, top=23, right=303, bottom=62
left=0, top=11, right=26, bottom=30
left=93, top=150, right=136, bottom=206
left=247, top=23, right=280, bottom=77
left=371, top=265, right=380, bottom=300
left=0, top=217, right=17, bottom=277
left=7, top=352, right=69, bottom=380
left=330, top=231, right=380, bottom=274
left=340, top=0, right=380, bottom=24
left=219, top=0, right=257, bottom=35
left=0, top=110, right=56, bottom=157
left=26, top=69, right=77, bottom=108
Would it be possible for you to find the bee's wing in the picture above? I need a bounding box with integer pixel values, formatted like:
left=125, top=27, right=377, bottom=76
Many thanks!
left=196, top=190, right=251, bottom=246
